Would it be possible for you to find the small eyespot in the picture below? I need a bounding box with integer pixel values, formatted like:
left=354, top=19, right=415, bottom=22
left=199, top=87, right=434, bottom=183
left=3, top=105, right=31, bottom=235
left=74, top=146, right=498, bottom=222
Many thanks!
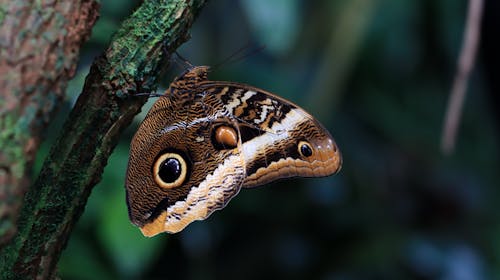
left=212, top=125, right=238, bottom=150
left=153, top=153, right=187, bottom=189
left=298, top=141, right=313, bottom=157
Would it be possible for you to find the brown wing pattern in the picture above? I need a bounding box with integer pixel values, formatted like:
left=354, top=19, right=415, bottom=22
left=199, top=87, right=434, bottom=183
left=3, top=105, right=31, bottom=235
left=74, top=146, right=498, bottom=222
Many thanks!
left=125, top=66, right=341, bottom=236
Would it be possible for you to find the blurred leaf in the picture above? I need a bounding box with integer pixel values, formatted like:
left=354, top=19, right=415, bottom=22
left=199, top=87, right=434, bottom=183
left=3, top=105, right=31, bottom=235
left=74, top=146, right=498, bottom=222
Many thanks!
left=239, top=0, right=300, bottom=54
left=59, top=233, right=115, bottom=280
left=96, top=144, right=166, bottom=278
left=88, top=18, right=120, bottom=46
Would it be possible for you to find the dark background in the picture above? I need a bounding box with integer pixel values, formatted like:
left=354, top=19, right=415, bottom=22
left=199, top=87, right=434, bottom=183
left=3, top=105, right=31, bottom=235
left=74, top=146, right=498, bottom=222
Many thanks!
left=35, top=0, right=500, bottom=279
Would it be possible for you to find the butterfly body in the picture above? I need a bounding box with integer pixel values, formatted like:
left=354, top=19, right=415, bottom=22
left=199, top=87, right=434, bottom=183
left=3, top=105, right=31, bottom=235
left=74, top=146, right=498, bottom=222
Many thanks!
left=126, top=66, right=341, bottom=236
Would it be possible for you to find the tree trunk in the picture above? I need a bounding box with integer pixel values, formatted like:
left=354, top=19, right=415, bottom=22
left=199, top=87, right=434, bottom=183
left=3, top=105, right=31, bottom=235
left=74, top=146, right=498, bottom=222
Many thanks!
left=0, top=0, right=207, bottom=279
left=0, top=0, right=100, bottom=247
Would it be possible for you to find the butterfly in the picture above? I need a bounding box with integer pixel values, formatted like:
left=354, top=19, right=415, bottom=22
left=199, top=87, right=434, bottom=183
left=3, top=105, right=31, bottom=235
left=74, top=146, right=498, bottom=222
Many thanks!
left=125, top=66, right=342, bottom=236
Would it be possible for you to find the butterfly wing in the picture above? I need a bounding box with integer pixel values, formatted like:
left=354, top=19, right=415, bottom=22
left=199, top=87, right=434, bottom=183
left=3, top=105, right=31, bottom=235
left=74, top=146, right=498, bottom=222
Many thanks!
left=125, top=93, right=246, bottom=236
left=126, top=66, right=341, bottom=236
left=200, top=82, right=342, bottom=188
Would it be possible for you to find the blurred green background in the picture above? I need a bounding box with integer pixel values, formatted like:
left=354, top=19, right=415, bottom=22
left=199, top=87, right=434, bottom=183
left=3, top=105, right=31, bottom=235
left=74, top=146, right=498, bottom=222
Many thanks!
left=34, top=0, right=500, bottom=279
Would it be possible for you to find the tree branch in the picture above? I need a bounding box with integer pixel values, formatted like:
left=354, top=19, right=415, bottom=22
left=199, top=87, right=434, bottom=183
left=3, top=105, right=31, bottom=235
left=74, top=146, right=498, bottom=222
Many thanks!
left=0, top=0, right=100, bottom=247
left=0, top=0, right=207, bottom=279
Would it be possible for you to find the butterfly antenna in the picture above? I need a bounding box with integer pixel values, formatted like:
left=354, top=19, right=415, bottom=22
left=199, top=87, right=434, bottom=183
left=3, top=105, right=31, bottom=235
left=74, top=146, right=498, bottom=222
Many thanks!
left=173, top=51, right=194, bottom=70
left=212, top=43, right=266, bottom=71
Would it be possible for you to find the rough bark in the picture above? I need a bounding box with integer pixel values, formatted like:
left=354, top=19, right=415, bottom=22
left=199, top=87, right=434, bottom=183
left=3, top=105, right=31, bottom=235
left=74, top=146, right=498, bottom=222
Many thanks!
left=0, top=0, right=207, bottom=279
left=0, top=0, right=100, bottom=247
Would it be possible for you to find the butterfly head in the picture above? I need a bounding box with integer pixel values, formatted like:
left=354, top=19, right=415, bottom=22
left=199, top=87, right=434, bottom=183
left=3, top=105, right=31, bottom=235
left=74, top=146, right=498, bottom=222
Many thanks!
left=171, top=66, right=210, bottom=91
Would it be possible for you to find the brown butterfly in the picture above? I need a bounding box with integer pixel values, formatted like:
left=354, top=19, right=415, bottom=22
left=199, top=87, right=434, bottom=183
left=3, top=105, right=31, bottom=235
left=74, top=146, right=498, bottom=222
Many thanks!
left=125, top=66, right=342, bottom=236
